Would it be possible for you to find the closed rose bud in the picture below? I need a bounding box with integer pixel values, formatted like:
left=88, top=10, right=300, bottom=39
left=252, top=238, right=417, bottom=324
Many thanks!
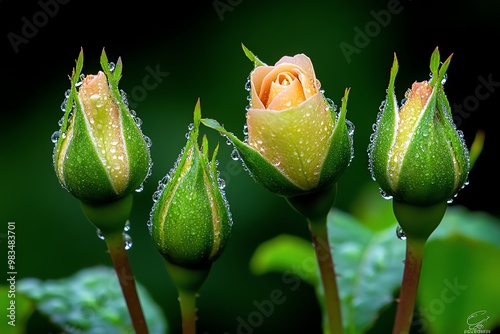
left=368, top=47, right=470, bottom=206
left=202, top=45, right=354, bottom=198
left=149, top=99, right=232, bottom=269
left=53, top=49, right=152, bottom=205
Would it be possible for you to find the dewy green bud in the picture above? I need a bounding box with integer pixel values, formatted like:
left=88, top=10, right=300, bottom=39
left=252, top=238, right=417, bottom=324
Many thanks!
left=368, top=47, right=470, bottom=205
left=202, top=45, right=354, bottom=198
left=52, top=49, right=152, bottom=204
left=149, top=99, right=232, bottom=269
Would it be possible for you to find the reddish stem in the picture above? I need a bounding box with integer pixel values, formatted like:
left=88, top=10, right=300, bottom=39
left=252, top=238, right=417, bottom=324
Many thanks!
left=392, top=237, right=426, bottom=334
left=105, top=232, right=149, bottom=334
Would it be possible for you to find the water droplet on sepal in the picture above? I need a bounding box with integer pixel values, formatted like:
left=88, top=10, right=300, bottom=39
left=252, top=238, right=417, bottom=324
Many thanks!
left=396, top=225, right=406, bottom=240
left=96, top=228, right=105, bottom=240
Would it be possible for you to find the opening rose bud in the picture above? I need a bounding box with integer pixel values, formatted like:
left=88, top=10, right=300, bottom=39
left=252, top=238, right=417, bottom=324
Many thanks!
left=53, top=49, right=152, bottom=204
left=202, top=46, right=354, bottom=198
left=149, top=99, right=232, bottom=269
left=368, top=48, right=470, bottom=205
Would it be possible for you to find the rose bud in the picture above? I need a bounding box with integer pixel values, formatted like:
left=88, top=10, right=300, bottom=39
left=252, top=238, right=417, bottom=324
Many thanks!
left=53, top=49, right=152, bottom=205
left=368, top=47, right=470, bottom=207
left=149, top=99, right=232, bottom=269
left=52, top=49, right=152, bottom=234
left=202, top=45, right=354, bottom=198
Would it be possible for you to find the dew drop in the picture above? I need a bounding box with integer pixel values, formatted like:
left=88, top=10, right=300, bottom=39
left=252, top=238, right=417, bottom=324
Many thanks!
left=96, top=228, right=105, bottom=240
left=123, top=220, right=131, bottom=232
left=379, top=189, right=393, bottom=200
left=231, top=148, right=240, bottom=161
left=441, top=73, right=448, bottom=85
left=109, top=62, right=116, bottom=72
left=51, top=131, right=60, bottom=143
left=124, top=233, right=133, bottom=250
left=244, top=76, right=251, bottom=91
left=60, top=100, right=67, bottom=112
left=144, top=135, right=152, bottom=148
left=135, top=183, right=144, bottom=193
left=396, top=225, right=406, bottom=240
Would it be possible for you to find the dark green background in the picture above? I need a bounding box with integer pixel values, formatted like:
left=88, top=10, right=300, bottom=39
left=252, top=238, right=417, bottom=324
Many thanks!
left=1, top=0, right=499, bottom=333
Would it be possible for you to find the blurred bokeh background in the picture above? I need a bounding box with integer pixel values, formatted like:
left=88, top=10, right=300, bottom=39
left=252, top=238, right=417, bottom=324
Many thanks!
left=1, top=0, right=499, bottom=333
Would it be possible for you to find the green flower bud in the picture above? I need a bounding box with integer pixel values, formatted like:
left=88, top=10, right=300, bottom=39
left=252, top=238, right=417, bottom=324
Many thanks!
left=368, top=47, right=470, bottom=205
left=202, top=45, right=354, bottom=198
left=52, top=49, right=152, bottom=204
left=149, top=99, right=232, bottom=269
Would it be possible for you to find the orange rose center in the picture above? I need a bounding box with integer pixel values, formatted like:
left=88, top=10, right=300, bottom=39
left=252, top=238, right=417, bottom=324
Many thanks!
left=264, top=70, right=307, bottom=110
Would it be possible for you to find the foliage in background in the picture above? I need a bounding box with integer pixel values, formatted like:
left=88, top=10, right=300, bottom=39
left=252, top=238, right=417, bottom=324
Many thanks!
left=0, top=267, right=167, bottom=334
left=250, top=188, right=500, bottom=333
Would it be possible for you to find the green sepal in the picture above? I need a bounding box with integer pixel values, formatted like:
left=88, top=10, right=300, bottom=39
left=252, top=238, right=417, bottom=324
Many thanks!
left=397, top=90, right=454, bottom=204
left=201, top=118, right=306, bottom=198
left=241, top=43, right=266, bottom=67
left=57, top=48, right=84, bottom=152
left=60, top=95, right=116, bottom=202
left=369, top=53, right=399, bottom=193
left=318, top=88, right=353, bottom=189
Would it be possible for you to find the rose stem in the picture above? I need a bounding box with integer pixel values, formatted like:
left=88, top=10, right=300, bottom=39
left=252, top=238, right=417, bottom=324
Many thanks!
left=308, top=215, right=344, bottom=334
left=165, top=261, right=211, bottom=334
left=178, top=289, right=197, bottom=334
left=392, top=237, right=426, bottom=334
left=104, top=231, right=149, bottom=334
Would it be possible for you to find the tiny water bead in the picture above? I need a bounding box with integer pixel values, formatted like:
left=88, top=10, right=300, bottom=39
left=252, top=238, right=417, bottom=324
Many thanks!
left=124, top=233, right=133, bottom=250
left=396, top=225, right=406, bottom=240
left=96, top=228, right=105, bottom=240
left=51, top=131, right=60, bottom=144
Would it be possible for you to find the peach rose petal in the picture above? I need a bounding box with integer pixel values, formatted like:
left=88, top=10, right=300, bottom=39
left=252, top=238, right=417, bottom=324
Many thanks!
left=78, top=71, right=129, bottom=194
left=258, top=64, right=302, bottom=106
left=266, top=77, right=306, bottom=110
left=275, top=54, right=317, bottom=98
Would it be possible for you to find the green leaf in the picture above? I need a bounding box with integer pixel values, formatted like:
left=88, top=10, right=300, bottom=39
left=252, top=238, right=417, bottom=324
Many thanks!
left=248, top=209, right=406, bottom=334
left=18, top=266, right=168, bottom=334
left=250, top=234, right=319, bottom=286
left=326, top=210, right=405, bottom=334
left=417, top=206, right=500, bottom=334
left=0, top=286, right=35, bottom=334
